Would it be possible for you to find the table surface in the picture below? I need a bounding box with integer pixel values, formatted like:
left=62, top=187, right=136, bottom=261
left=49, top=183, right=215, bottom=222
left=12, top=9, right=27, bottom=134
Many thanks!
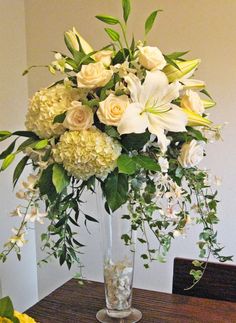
left=26, top=279, right=236, bottom=323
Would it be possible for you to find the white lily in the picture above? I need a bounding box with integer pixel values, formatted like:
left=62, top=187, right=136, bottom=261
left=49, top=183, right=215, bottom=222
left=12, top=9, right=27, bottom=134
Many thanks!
left=118, top=70, right=187, bottom=152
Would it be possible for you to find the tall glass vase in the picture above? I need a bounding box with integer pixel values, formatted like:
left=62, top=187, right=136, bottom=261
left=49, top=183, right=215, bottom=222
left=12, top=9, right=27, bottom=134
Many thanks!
left=96, top=197, right=142, bottom=322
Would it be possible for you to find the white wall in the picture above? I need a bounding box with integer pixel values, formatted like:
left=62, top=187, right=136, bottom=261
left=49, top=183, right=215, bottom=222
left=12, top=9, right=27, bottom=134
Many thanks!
left=0, top=0, right=235, bottom=310
left=0, top=0, right=38, bottom=311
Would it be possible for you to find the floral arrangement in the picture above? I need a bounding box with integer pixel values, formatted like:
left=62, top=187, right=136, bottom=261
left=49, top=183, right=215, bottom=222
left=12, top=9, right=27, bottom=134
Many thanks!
left=0, top=296, right=36, bottom=323
left=0, top=0, right=232, bottom=283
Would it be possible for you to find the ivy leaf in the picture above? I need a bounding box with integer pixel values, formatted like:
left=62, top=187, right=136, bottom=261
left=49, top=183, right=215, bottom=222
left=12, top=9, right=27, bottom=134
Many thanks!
left=117, top=154, right=136, bottom=175
left=53, top=112, right=66, bottom=124
left=105, top=28, right=120, bottom=41
left=1, top=153, right=15, bottom=171
left=0, top=296, right=14, bottom=319
left=103, top=172, right=128, bottom=211
left=122, top=0, right=131, bottom=23
left=52, top=164, right=70, bottom=193
left=145, top=10, right=162, bottom=36
left=13, top=156, right=29, bottom=187
left=96, top=15, right=119, bottom=25
left=133, top=155, right=160, bottom=171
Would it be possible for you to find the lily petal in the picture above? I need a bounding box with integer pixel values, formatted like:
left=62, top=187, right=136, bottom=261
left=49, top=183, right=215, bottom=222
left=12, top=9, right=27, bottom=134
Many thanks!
left=118, top=103, right=148, bottom=135
left=147, top=123, right=170, bottom=153
left=124, top=73, right=142, bottom=103
left=148, top=106, right=187, bottom=133
left=159, top=81, right=182, bottom=107
left=140, top=70, right=168, bottom=106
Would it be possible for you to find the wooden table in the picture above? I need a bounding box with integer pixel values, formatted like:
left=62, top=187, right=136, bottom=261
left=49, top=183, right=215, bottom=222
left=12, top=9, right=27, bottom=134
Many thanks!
left=26, top=279, right=236, bottom=323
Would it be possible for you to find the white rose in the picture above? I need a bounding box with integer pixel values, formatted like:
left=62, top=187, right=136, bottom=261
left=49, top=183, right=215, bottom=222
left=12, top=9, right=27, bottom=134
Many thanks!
left=92, top=50, right=113, bottom=67
left=138, top=46, right=166, bottom=70
left=77, top=62, right=113, bottom=89
left=63, top=101, right=93, bottom=131
left=178, top=139, right=204, bottom=168
left=97, top=93, right=129, bottom=126
left=181, top=90, right=204, bottom=115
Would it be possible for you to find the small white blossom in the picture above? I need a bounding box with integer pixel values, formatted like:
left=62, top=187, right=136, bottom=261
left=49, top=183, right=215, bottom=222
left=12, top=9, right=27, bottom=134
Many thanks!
left=25, top=207, right=47, bottom=224
left=158, top=156, right=169, bottom=173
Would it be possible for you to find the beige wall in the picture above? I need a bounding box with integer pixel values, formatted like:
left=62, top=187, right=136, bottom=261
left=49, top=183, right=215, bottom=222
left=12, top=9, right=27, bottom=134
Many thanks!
left=0, top=0, right=235, bottom=305
left=0, top=0, right=38, bottom=311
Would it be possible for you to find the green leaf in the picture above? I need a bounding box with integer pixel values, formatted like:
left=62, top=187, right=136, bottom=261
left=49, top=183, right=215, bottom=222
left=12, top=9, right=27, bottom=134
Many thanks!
left=13, top=131, right=39, bottom=139
left=64, top=33, right=77, bottom=56
left=13, top=156, right=29, bottom=187
left=117, top=154, right=137, bottom=175
left=112, top=48, right=130, bottom=64
left=0, top=139, right=17, bottom=160
left=96, top=15, right=119, bottom=25
left=104, top=172, right=128, bottom=211
left=121, top=132, right=150, bottom=150
left=85, top=214, right=99, bottom=223
left=0, top=131, right=12, bottom=142
left=55, top=216, right=67, bottom=228
left=105, top=28, right=120, bottom=41
left=104, top=125, right=120, bottom=139
left=17, top=137, right=37, bottom=152
left=200, top=89, right=213, bottom=100
left=38, top=165, right=57, bottom=201
left=53, top=112, right=67, bottom=124
left=52, top=164, right=70, bottom=193
left=166, top=51, right=189, bottom=60
left=133, top=155, right=160, bottom=171
left=34, top=139, right=48, bottom=150
left=1, top=153, right=15, bottom=171
left=0, top=296, right=14, bottom=319
left=122, top=0, right=131, bottom=23
left=145, top=10, right=162, bottom=35
left=164, top=55, right=181, bottom=70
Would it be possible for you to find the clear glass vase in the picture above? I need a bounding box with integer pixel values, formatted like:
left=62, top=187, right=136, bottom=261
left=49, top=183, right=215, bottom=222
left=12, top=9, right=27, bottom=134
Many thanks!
left=96, top=196, right=142, bottom=322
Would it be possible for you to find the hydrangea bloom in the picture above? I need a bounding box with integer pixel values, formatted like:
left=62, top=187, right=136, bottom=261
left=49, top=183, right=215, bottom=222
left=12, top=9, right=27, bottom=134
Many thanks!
left=53, top=127, right=122, bottom=180
left=25, top=84, right=80, bottom=138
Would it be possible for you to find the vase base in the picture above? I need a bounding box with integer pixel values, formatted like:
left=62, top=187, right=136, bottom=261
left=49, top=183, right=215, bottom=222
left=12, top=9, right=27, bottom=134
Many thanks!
left=96, top=308, right=142, bottom=322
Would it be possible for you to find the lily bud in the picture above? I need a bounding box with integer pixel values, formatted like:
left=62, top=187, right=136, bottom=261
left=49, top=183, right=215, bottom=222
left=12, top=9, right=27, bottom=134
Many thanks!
left=183, top=109, right=212, bottom=127
left=65, top=27, right=93, bottom=54
left=163, top=59, right=201, bottom=83
left=202, top=99, right=216, bottom=109
left=181, top=79, right=205, bottom=90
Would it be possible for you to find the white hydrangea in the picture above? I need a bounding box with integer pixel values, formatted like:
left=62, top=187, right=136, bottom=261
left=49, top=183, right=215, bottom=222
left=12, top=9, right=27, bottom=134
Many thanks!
left=53, top=127, right=122, bottom=180
left=25, top=84, right=81, bottom=138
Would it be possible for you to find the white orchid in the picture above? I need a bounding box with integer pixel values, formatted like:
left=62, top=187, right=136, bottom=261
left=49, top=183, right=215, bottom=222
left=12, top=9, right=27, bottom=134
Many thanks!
left=25, top=207, right=47, bottom=224
left=117, top=70, right=187, bottom=152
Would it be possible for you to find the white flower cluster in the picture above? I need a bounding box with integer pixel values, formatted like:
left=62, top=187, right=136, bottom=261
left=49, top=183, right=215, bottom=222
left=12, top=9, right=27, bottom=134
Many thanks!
left=25, top=84, right=81, bottom=138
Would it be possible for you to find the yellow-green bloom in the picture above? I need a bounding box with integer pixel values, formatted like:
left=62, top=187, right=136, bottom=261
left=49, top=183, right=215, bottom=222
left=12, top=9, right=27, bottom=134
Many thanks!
left=163, top=59, right=201, bottom=83
left=25, top=84, right=81, bottom=138
left=183, top=109, right=212, bottom=127
left=202, top=99, right=216, bottom=109
left=65, top=27, right=93, bottom=54
left=53, top=127, right=121, bottom=180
